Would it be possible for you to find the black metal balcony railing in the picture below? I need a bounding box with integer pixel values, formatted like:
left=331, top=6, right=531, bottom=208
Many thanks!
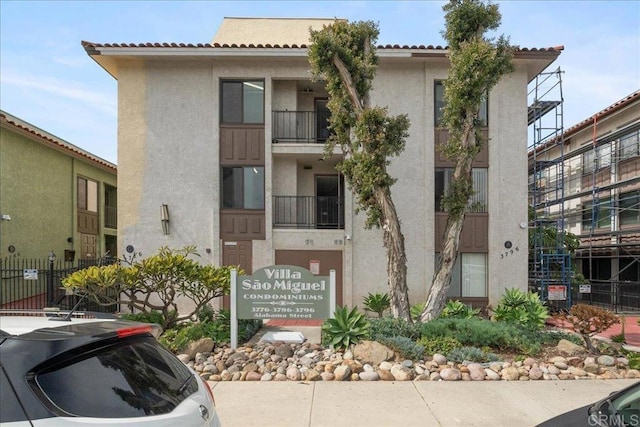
left=273, top=196, right=344, bottom=229
left=272, top=111, right=331, bottom=144
left=104, top=205, right=117, bottom=229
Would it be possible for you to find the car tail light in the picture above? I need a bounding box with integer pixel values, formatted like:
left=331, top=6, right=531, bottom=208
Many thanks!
left=116, top=325, right=153, bottom=338
left=198, top=375, right=216, bottom=406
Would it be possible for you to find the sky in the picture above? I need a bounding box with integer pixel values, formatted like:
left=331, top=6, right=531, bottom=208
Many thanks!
left=1, top=0, right=639, bottom=165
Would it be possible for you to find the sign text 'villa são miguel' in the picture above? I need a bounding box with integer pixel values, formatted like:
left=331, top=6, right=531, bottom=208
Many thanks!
left=235, top=265, right=334, bottom=320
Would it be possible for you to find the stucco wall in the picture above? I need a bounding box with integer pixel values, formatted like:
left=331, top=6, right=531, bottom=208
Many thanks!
left=487, top=70, right=530, bottom=303
left=115, top=53, right=535, bottom=309
left=0, top=126, right=116, bottom=260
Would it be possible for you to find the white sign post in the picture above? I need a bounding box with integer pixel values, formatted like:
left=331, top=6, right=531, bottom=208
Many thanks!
left=230, top=269, right=238, bottom=350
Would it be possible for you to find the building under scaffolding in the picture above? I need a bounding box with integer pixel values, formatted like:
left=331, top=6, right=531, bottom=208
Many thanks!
left=528, top=82, right=640, bottom=313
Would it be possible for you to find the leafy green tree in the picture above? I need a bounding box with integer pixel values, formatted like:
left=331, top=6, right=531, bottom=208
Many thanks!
left=421, top=0, right=515, bottom=321
left=62, top=246, right=237, bottom=330
left=309, top=20, right=412, bottom=321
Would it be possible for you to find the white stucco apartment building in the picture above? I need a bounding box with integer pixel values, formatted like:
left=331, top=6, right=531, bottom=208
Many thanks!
left=83, top=18, right=562, bottom=310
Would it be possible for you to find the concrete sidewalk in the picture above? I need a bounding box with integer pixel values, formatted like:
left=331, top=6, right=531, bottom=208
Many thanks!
left=210, top=379, right=638, bottom=427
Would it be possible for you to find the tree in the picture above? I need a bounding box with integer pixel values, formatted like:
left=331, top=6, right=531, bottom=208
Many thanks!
left=420, top=0, right=514, bottom=321
left=62, top=246, right=236, bottom=330
left=309, top=20, right=412, bottom=321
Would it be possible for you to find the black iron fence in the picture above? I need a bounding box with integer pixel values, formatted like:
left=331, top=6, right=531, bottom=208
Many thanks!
left=529, top=279, right=640, bottom=313
left=273, top=196, right=344, bottom=229
left=572, top=280, right=640, bottom=313
left=272, top=110, right=331, bottom=143
left=0, top=256, right=119, bottom=313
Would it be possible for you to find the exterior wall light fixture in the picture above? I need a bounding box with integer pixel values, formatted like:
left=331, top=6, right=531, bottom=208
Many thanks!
left=161, top=204, right=170, bottom=235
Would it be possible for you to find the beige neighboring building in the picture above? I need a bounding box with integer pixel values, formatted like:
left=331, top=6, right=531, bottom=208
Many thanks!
left=83, top=17, right=561, bottom=311
left=529, top=90, right=640, bottom=311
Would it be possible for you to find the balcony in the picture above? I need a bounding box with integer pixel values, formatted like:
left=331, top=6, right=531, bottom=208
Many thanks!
left=272, top=111, right=331, bottom=144
left=273, top=196, right=344, bottom=229
left=104, top=205, right=117, bottom=229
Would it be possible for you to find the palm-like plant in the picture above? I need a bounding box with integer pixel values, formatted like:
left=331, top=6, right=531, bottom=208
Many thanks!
left=322, top=306, right=370, bottom=350
left=363, top=292, right=391, bottom=317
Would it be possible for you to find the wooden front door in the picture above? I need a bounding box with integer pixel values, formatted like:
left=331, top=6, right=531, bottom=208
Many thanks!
left=80, top=233, right=97, bottom=260
left=275, top=250, right=343, bottom=306
left=222, top=241, right=252, bottom=308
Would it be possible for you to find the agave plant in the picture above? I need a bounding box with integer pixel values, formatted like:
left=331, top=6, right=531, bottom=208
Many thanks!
left=322, top=306, right=370, bottom=350
left=363, top=292, right=391, bottom=317
left=493, top=288, right=548, bottom=330
left=440, top=300, right=480, bottom=319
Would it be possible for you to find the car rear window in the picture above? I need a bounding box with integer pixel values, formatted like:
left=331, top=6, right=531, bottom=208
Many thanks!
left=34, top=336, right=198, bottom=418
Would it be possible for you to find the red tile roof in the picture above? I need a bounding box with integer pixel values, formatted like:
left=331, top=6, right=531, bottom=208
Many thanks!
left=528, top=90, right=640, bottom=157
left=81, top=40, right=563, bottom=53
left=0, top=112, right=117, bottom=172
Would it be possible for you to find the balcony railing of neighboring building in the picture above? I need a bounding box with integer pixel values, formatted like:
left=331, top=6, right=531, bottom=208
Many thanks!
left=273, top=196, right=344, bottom=229
left=104, top=205, right=117, bottom=229
left=272, top=111, right=331, bottom=144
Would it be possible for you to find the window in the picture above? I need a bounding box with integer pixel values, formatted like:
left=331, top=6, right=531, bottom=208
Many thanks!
left=34, top=337, right=197, bottom=418
left=221, top=166, right=265, bottom=209
left=221, top=80, right=264, bottom=124
left=77, top=177, right=98, bottom=212
left=583, top=143, right=613, bottom=174
left=435, top=81, right=487, bottom=127
left=619, top=191, right=640, bottom=226
left=435, top=168, right=488, bottom=212
left=582, top=197, right=611, bottom=229
left=437, top=253, right=488, bottom=298
left=582, top=149, right=595, bottom=174
left=619, top=129, right=640, bottom=160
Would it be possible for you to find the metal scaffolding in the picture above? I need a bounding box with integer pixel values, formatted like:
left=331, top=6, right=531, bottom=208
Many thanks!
left=528, top=67, right=573, bottom=310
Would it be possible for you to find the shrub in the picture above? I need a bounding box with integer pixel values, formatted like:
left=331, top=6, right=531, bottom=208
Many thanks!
left=322, top=306, right=370, bottom=350
left=492, top=288, right=548, bottom=330
left=418, top=336, right=462, bottom=356
left=420, top=317, right=564, bottom=356
left=369, top=315, right=422, bottom=341
left=440, top=300, right=480, bottom=319
left=158, top=308, right=262, bottom=353
left=410, top=302, right=425, bottom=322
left=363, top=292, right=391, bottom=317
left=375, top=336, right=425, bottom=361
left=554, top=304, right=620, bottom=353
left=63, top=246, right=239, bottom=330
left=447, top=346, right=500, bottom=363
left=120, top=310, right=167, bottom=326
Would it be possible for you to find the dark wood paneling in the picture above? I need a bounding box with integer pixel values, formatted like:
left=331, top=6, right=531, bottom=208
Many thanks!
left=434, top=128, right=489, bottom=167
left=222, top=240, right=253, bottom=309
left=220, top=126, right=265, bottom=165
left=77, top=210, right=98, bottom=234
left=276, top=250, right=343, bottom=306
left=434, top=212, right=488, bottom=252
left=220, top=211, right=265, bottom=240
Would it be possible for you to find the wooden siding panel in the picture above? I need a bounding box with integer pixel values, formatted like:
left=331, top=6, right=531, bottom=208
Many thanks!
left=220, top=211, right=265, bottom=240
left=77, top=211, right=98, bottom=234
left=220, top=126, right=265, bottom=165
left=434, top=128, right=489, bottom=167
left=434, top=213, right=488, bottom=252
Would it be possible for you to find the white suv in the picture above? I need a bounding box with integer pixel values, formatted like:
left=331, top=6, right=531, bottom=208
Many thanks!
left=0, top=312, right=221, bottom=426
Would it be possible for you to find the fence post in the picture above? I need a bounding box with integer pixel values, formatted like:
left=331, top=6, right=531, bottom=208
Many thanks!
left=47, top=251, right=56, bottom=306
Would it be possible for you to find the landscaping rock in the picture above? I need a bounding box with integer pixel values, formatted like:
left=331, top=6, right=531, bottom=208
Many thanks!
left=353, top=341, right=395, bottom=365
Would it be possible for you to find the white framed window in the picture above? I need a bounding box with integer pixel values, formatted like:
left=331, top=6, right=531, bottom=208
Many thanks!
left=435, top=168, right=488, bottom=212
left=438, top=253, right=488, bottom=298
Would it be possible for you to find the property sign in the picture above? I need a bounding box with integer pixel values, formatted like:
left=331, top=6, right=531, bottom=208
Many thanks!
left=579, top=284, right=592, bottom=294
left=230, top=265, right=336, bottom=348
left=547, top=285, right=567, bottom=301
left=237, top=265, right=331, bottom=320
left=23, top=269, right=38, bottom=280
